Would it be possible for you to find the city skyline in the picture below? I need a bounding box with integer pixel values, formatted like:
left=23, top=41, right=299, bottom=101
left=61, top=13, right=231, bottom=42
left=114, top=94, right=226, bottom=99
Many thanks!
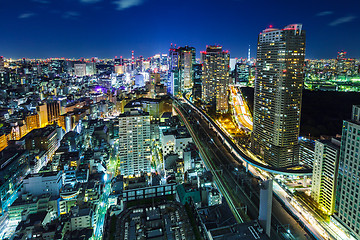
left=1, top=0, right=359, bottom=59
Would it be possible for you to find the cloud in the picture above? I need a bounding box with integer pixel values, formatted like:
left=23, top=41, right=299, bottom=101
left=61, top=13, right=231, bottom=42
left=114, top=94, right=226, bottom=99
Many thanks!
left=18, top=13, right=36, bottom=19
left=80, top=0, right=102, bottom=3
left=113, top=0, right=145, bottom=10
left=316, top=11, right=333, bottom=17
left=62, top=11, right=80, bottom=19
left=329, top=15, right=357, bottom=26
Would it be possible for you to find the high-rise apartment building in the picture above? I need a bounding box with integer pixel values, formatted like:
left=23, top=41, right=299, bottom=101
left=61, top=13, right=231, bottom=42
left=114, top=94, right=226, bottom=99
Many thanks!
left=311, top=138, right=340, bottom=215
left=251, top=24, right=306, bottom=167
left=167, top=45, right=196, bottom=96
left=201, top=45, right=230, bottom=113
left=335, top=105, right=360, bottom=238
left=118, top=109, right=151, bottom=177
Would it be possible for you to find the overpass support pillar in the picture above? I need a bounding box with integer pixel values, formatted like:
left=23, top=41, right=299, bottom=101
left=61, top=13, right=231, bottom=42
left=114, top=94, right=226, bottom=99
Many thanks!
left=303, top=176, right=307, bottom=187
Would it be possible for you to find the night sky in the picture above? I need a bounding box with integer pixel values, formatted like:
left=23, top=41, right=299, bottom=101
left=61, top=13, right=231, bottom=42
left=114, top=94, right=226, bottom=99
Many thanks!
left=1, top=0, right=359, bottom=59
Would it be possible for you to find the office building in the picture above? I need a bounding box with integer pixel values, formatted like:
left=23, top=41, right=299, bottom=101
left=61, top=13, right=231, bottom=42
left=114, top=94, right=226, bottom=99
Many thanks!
left=234, top=62, right=250, bottom=83
left=167, top=45, right=196, bottom=96
left=168, top=45, right=179, bottom=95
left=299, top=137, right=315, bottom=168
left=311, top=138, right=340, bottom=215
left=251, top=24, right=306, bottom=167
left=25, top=113, right=40, bottom=132
left=22, top=171, right=63, bottom=197
left=46, top=101, right=60, bottom=124
left=335, top=105, right=360, bottom=238
left=192, top=63, right=202, bottom=100
left=24, top=124, right=61, bottom=159
left=0, top=148, right=29, bottom=213
left=118, top=109, right=151, bottom=177
left=178, top=46, right=196, bottom=90
left=201, top=45, right=230, bottom=113
left=74, top=63, right=86, bottom=76
left=37, top=103, right=48, bottom=128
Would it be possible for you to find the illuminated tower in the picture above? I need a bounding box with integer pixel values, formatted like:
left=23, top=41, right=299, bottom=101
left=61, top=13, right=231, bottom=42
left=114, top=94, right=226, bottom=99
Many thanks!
left=168, top=44, right=179, bottom=95
left=201, top=45, right=230, bottom=113
left=131, top=50, right=135, bottom=71
left=167, top=45, right=196, bottom=96
left=251, top=24, right=306, bottom=167
left=337, top=50, right=346, bottom=61
left=178, top=46, right=196, bottom=91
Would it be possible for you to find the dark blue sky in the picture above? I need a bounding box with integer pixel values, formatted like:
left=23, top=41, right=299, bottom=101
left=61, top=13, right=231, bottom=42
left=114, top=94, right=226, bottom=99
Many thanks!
left=0, top=0, right=359, bottom=59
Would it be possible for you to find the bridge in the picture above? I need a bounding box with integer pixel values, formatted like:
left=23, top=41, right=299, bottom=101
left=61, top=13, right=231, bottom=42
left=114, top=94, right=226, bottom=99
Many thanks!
left=176, top=93, right=312, bottom=176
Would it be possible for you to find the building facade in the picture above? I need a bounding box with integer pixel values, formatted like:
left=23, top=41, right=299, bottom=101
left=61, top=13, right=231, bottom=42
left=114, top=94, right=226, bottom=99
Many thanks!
left=22, top=171, right=63, bottom=197
left=311, top=138, right=340, bottom=215
left=118, top=109, right=151, bottom=177
left=201, top=45, right=230, bottom=113
left=167, top=45, right=196, bottom=96
left=335, top=105, right=360, bottom=238
left=251, top=24, right=306, bottom=167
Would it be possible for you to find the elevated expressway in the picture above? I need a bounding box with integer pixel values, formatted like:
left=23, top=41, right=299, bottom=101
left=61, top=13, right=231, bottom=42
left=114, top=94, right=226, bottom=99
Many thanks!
left=173, top=95, right=321, bottom=240
left=177, top=93, right=312, bottom=176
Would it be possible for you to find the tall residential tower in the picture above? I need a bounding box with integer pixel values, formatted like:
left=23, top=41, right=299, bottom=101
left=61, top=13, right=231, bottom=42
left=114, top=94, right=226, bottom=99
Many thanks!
left=118, top=109, right=151, bottom=177
left=251, top=24, right=306, bottom=167
left=201, top=45, right=230, bottom=113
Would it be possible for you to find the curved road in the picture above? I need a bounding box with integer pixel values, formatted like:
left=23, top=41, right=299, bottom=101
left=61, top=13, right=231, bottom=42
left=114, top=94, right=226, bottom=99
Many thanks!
left=178, top=93, right=312, bottom=176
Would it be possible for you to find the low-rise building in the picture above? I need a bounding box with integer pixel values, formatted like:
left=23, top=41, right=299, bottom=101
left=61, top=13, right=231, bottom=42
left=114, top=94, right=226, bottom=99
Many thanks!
left=70, top=206, right=95, bottom=231
left=22, top=171, right=63, bottom=198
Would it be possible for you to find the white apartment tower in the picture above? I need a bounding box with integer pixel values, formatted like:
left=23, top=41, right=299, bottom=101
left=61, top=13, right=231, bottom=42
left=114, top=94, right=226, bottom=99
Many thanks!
left=311, top=138, right=340, bottom=215
left=118, top=109, right=151, bottom=177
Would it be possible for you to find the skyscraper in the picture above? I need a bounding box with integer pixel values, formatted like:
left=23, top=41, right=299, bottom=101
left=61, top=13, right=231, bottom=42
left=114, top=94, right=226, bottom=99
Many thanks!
left=167, top=45, right=196, bottom=96
left=251, top=24, right=306, bottom=167
left=118, top=109, right=151, bottom=177
left=178, top=46, right=196, bottom=91
left=168, top=45, right=179, bottom=96
left=192, top=63, right=203, bottom=101
left=201, top=45, right=230, bottom=113
left=335, top=105, right=360, bottom=239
